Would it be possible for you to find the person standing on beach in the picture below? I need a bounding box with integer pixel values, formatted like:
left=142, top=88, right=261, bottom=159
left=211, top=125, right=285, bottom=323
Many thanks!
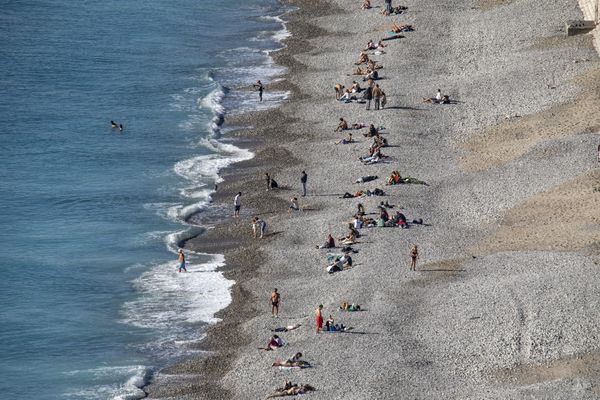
left=410, top=244, right=419, bottom=271
left=300, top=171, right=308, bottom=197
left=177, top=249, right=187, bottom=273
left=373, top=84, right=383, bottom=110
left=266, top=172, right=273, bottom=191
left=315, top=304, right=324, bottom=333
left=597, top=144, right=600, bottom=163
left=271, top=289, right=280, bottom=317
left=364, top=84, right=373, bottom=110
left=254, top=80, right=264, bottom=102
left=385, top=0, right=393, bottom=14
left=234, top=192, right=242, bottom=218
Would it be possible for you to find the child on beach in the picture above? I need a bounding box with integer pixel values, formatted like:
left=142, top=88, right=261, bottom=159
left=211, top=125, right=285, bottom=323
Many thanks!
left=252, top=216, right=267, bottom=238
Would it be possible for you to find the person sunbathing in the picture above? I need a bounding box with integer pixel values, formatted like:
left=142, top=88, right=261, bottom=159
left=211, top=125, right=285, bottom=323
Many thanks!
left=340, top=302, right=361, bottom=311
left=335, top=117, right=348, bottom=132
left=334, top=83, right=345, bottom=99
left=339, top=231, right=356, bottom=245
left=377, top=40, right=385, bottom=48
left=363, top=69, right=379, bottom=81
left=356, top=52, right=369, bottom=65
left=339, top=89, right=357, bottom=102
left=272, top=324, right=301, bottom=332
left=361, top=0, right=371, bottom=10
left=392, top=23, right=412, bottom=33
left=352, top=122, right=366, bottom=129
left=335, top=132, right=353, bottom=145
left=316, top=234, right=336, bottom=249
left=259, top=335, right=284, bottom=351
left=351, top=81, right=362, bottom=92
left=267, top=381, right=316, bottom=398
left=272, top=353, right=311, bottom=368
left=364, top=124, right=378, bottom=137
left=365, top=40, right=377, bottom=50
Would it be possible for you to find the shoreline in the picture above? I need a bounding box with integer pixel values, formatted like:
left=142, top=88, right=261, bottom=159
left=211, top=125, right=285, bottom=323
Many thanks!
left=147, top=0, right=600, bottom=398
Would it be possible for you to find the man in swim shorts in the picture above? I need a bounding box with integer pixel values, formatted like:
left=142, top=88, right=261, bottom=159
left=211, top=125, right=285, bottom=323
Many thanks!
left=178, top=249, right=187, bottom=273
left=271, top=288, right=280, bottom=317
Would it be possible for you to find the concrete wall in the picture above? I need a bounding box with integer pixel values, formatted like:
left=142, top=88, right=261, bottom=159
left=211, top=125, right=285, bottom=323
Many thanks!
left=578, top=0, right=600, bottom=52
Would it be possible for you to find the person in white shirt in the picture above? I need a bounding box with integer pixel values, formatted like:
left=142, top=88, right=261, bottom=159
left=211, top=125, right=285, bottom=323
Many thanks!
left=435, top=89, right=442, bottom=102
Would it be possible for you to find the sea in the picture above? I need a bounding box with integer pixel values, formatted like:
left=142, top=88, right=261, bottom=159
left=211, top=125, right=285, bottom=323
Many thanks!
left=0, top=0, right=289, bottom=398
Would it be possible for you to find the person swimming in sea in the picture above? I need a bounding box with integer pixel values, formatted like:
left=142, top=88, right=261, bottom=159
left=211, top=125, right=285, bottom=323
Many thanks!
left=111, top=120, right=118, bottom=129
left=119, top=124, right=123, bottom=132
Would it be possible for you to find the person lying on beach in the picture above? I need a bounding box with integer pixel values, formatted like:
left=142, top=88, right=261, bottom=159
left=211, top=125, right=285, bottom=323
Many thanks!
left=351, top=122, right=366, bottom=129
left=272, top=353, right=311, bottom=368
left=361, top=0, right=371, bottom=10
left=267, top=381, right=315, bottom=398
left=386, top=170, right=428, bottom=185
left=335, top=117, right=349, bottom=132
left=339, top=89, right=358, bottom=102
left=377, top=40, right=385, bottom=48
left=335, top=132, right=353, bottom=145
left=339, top=232, right=356, bottom=246
left=351, top=81, right=362, bottom=92
left=391, top=23, right=413, bottom=33
left=259, top=335, right=284, bottom=351
left=334, top=83, right=345, bottom=99
left=365, top=39, right=377, bottom=50
left=327, top=254, right=353, bottom=273
left=355, top=175, right=378, bottom=183
left=340, top=302, right=361, bottom=311
left=378, top=200, right=394, bottom=209
left=368, top=60, right=382, bottom=70
left=352, top=66, right=368, bottom=76
left=341, top=188, right=385, bottom=198
left=272, top=324, right=301, bottom=332
left=360, top=151, right=385, bottom=164
left=288, top=197, right=300, bottom=212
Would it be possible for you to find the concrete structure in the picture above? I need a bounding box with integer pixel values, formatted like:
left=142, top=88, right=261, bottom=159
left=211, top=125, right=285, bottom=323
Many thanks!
left=578, top=0, right=600, bottom=50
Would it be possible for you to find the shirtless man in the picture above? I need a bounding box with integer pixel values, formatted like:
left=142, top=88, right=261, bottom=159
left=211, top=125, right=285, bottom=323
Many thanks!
left=334, top=83, right=345, bottom=100
left=177, top=249, right=187, bottom=273
left=271, top=289, right=280, bottom=317
left=335, top=117, right=348, bottom=132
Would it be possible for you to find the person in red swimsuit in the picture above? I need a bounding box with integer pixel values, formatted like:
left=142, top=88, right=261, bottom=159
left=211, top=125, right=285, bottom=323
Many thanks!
left=315, top=304, right=324, bottom=334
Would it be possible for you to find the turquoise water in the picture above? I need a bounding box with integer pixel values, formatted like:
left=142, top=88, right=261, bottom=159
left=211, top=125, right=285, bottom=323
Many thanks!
left=0, top=0, right=288, bottom=398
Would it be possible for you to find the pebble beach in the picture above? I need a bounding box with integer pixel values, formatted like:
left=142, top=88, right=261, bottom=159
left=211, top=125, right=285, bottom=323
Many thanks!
left=146, top=0, right=600, bottom=398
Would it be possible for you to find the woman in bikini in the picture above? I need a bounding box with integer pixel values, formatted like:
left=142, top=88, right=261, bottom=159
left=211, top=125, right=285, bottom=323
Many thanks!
left=410, top=244, right=419, bottom=271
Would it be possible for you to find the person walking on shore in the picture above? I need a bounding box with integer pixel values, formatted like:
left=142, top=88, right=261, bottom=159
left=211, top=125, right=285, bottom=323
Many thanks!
left=254, top=80, right=264, bottom=102
left=410, top=244, right=419, bottom=271
left=177, top=249, right=187, bottom=273
left=373, top=84, right=383, bottom=110
left=385, top=0, right=393, bottom=14
left=300, top=171, right=308, bottom=197
left=315, top=304, right=324, bottom=333
left=271, top=289, right=280, bottom=317
left=234, top=192, right=242, bottom=218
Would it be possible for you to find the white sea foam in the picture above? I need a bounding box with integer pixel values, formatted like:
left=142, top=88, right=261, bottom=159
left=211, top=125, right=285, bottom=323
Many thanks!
left=121, top=254, right=232, bottom=331
left=64, top=365, right=150, bottom=400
